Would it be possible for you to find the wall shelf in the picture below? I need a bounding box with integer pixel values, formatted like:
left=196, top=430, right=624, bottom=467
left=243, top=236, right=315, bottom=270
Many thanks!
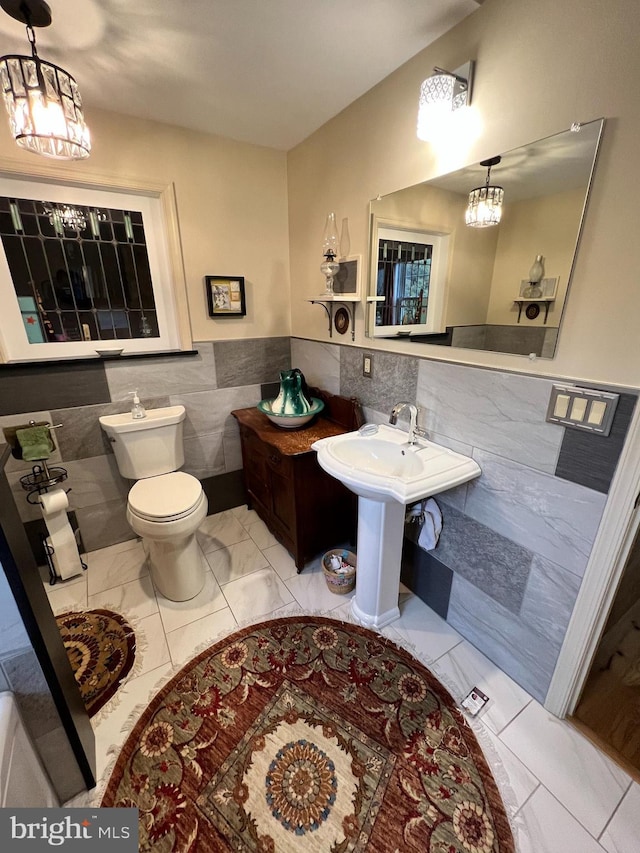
left=513, top=297, right=555, bottom=324
left=308, top=298, right=357, bottom=341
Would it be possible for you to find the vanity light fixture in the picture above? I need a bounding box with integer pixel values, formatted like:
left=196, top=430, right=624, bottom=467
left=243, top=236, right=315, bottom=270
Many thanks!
left=320, top=212, right=340, bottom=296
left=465, top=156, right=504, bottom=228
left=0, top=0, right=91, bottom=160
left=417, top=61, right=474, bottom=141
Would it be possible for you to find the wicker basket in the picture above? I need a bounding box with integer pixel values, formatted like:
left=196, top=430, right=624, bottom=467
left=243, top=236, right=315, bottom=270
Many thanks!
left=322, top=549, right=357, bottom=595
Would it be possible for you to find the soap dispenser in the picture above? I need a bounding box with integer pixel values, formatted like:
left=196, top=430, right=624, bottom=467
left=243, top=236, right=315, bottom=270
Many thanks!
left=129, top=390, right=146, bottom=419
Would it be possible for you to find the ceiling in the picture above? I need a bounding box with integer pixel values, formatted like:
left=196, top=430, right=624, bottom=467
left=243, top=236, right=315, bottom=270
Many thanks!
left=0, top=0, right=481, bottom=150
left=428, top=119, right=604, bottom=202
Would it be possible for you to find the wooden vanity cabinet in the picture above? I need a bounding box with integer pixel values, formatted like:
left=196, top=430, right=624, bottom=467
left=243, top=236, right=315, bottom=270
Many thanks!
left=232, top=391, right=362, bottom=571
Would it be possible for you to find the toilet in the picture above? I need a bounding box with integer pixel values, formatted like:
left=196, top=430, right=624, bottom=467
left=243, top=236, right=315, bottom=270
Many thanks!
left=99, top=405, right=208, bottom=601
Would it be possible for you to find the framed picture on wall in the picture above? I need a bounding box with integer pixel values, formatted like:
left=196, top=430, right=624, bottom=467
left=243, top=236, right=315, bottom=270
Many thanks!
left=518, top=277, right=558, bottom=299
left=332, top=255, right=361, bottom=300
left=206, top=276, right=246, bottom=317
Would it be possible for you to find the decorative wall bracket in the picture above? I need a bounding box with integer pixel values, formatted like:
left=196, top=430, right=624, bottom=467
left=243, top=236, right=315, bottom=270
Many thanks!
left=308, top=299, right=356, bottom=341
left=513, top=298, right=555, bottom=324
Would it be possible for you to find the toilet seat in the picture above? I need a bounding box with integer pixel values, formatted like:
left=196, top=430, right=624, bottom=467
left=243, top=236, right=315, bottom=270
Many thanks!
left=128, top=471, right=204, bottom=522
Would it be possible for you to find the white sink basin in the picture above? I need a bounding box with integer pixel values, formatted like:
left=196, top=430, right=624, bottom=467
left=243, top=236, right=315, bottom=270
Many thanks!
left=312, top=424, right=480, bottom=503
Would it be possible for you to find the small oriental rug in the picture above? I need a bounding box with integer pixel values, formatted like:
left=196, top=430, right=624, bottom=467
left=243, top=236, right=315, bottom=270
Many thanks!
left=101, top=616, right=514, bottom=852
left=56, top=608, right=136, bottom=718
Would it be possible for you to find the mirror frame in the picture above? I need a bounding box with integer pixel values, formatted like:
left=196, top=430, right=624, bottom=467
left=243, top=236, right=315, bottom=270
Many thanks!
left=365, top=118, right=605, bottom=358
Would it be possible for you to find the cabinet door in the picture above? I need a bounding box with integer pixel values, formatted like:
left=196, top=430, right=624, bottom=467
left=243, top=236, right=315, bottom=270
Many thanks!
left=240, top=428, right=270, bottom=513
left=266, top=449, right=295, bottom=538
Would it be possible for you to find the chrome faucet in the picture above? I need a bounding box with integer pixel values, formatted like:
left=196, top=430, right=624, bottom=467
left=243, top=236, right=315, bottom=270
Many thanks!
left=389, top=402, right=426, bottom=445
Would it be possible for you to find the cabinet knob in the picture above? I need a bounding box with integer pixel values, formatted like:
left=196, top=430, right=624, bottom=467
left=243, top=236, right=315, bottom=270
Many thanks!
left=269, top=453, right=280, bottom=465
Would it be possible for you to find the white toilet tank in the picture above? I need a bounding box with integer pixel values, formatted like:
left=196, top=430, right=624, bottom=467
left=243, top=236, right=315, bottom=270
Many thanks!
left=99, top=405, right=186, bottom=479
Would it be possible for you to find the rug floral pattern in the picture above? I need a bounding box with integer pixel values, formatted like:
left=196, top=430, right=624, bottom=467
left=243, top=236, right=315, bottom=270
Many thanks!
left=102, top=617, right=514, bottom=852
left=56, top=608, right=136, bottom=718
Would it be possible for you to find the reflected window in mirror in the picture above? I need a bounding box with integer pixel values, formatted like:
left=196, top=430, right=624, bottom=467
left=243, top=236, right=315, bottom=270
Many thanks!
left=371, top=224, right=450, bottom=337
left=377, top=237, right=430, bottom=326
left=0, top=177, right=181, bottom=361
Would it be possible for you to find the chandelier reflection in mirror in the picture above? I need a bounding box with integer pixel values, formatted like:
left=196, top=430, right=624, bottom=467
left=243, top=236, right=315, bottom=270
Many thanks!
left=465, top=156, right=504, bottom=228
left=2, top=197, right=157, bottom=343
left=0, top=0, right=91, bottom=160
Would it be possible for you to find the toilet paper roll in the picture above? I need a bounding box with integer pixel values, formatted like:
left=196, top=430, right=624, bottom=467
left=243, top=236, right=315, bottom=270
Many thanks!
left=40, top=489, right=82, bottom=581
left=40, top=488, right=69, bottom=515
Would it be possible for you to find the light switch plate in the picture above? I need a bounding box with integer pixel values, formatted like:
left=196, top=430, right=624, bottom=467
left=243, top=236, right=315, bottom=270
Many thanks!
left=362, top=353, right=373, bottom=378
left=546, top=384, right=619, bottom=435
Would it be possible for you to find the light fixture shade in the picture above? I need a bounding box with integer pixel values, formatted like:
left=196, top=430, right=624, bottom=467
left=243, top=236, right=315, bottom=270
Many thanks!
left=322, top=212, right=339, bottom=259
left=417, top=68, right=469, bottom=141
left=465, top=185, right=504, bottom=228
left=0, top=54, right=90, bottom=159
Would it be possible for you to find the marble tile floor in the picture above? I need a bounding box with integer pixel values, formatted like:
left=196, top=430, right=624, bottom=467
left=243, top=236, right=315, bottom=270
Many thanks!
left=46, top=505, right=639, bottom=853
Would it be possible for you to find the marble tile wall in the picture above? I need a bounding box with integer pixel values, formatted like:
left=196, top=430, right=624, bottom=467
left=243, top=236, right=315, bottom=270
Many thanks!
left=447, top=575, right=561, bottom=702
left=340, top=345, right=419, bottom=413
left=291, top=337, right=636, bottom=703
left=465, top=449, right=606, bottom=578
left=417, top=359, right=563, bottom=474
left=0, top=361, right=110, bottom=416
left=1, top=338, right=291, bottom=554
left=213, top=337, right=291, bottom=388
left=291, top=338, right=340, bottom=394
left=447, top=325, right=552, bottom=357
left=483, top=324, right=548, bottom=356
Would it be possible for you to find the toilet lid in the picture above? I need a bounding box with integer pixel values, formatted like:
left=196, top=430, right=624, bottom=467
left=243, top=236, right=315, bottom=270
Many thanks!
left=128, top=472, right=203, bottom=521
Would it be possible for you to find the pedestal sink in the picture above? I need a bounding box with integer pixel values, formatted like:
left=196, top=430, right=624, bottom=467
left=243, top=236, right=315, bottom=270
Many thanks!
left=312, top=424, right=481, bottom=628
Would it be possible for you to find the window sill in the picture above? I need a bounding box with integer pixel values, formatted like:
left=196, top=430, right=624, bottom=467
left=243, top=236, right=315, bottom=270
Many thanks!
left=0, top=349, right=200, bottom=369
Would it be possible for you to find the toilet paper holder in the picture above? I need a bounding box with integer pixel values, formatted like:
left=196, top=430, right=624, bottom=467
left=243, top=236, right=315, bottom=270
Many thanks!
left=15, top=421, right=85, bottom=585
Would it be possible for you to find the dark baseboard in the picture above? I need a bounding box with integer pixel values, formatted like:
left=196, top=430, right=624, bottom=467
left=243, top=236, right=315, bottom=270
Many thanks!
left=401, top=538, right=453, bottom=620
left=201, top=470, right=247, bottom=515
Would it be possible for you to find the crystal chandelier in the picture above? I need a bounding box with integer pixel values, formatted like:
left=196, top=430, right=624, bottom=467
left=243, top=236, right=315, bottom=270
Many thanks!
left=0, top=0, right=91, bottom=160
left=465, top=156, right=504, bottom=228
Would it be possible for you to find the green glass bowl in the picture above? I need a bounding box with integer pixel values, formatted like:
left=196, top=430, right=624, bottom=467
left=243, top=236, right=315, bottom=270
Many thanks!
left=257, top=397, right=324, bottom=429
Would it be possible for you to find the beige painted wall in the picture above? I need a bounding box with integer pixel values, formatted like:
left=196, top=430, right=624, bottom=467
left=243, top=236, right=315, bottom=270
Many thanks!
left=487, top=188, right=585, bottom=326
left=0, top=108, right=291, bottom=347
left=287, top=0, right=640, bottom=388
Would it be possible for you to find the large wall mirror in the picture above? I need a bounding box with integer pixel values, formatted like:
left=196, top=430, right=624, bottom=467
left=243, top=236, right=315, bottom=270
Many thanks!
left=366, top=119, right=604, bottom=358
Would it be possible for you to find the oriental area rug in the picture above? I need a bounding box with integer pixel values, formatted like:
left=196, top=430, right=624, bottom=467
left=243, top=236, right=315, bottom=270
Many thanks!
left=56, top=608, right=136, bottom=718
left=101, top=616, right=514, bottom=852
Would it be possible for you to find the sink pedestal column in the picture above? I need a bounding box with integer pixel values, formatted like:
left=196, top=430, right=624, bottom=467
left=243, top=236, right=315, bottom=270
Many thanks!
left=350, top=497, right=404, bottom=629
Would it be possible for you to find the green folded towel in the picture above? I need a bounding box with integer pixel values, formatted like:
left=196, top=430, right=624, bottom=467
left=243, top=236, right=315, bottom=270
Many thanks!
left=3, top=421, right=56, bottom=460
left=16, top=425, right=54, bottom=461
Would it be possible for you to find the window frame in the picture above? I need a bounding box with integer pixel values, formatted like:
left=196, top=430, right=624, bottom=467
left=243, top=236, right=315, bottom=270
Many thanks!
left=0, top=171, right=190, bottom=362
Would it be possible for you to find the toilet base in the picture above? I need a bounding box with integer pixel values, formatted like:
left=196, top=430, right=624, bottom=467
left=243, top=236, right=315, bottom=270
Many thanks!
left=146, top=533, right=205, bottom=602
left=127, top=488, right=208, bottom=602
